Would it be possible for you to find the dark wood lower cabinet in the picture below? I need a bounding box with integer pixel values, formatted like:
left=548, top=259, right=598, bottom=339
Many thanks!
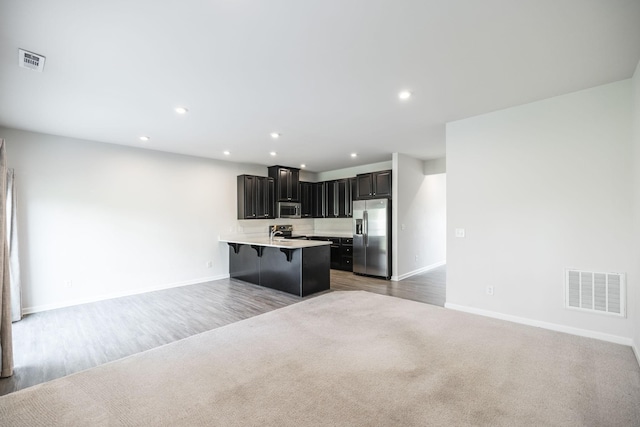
left=340, top=238, right=353, bottom=271
left=309, top=236, right=353, bottom=271
left=228, top=244, right=330, bottom=297
left=330, top=239, right=341, bottom=269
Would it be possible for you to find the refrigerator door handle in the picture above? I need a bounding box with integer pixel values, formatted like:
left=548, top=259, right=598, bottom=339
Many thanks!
left=363, top=210, right=368, bottom=246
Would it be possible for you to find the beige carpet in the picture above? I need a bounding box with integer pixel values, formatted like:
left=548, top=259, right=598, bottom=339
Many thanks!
left=0, top=291, right=638, bottom=426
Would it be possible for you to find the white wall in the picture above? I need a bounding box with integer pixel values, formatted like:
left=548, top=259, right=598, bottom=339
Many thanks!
left=632, top=61, right=640, bottom=362
left=423, top=158, right=446, bottom=175
left=2, top=127, right=266, bottom=313
left=392, top=153, right=446, bottom=281
left=446, top=80, right=634, bottom=343
left=316, top=161, right=392, bottom=182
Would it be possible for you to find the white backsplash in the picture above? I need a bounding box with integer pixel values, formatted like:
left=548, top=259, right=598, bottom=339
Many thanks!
left=236, top=218, right=314, bottom=236
left=313, top=218, right=352, bottom=234
left=234, top=218, right=351, bottom=236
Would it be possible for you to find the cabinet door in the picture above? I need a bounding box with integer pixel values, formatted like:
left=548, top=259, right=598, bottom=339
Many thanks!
left=337, top=179, right=348, bottom=217
left=289, top=168, right=300, bottom=202
left=255, top=177, right=267, bottom=218
left=270, top=166, right=300, bottom=202
left=277, top=168, right=290, bottom=201
left=237, top=175, right=256, bottom=219
left=373, top=170, right=392, bottom=197
left=329, top=239, right=341, bottom=269
left=266, top=178, right=275, bottom=218
left=312, top=182, right=325, bottom=218
left=256, top=177, right=275, bottom=219
left=356, top=174, right=373, bottom=199
left=300, top=182, right=312, bottom=218
left=346, top=178, right=356, bottom=217
left=325, top=180, right=337, bottom=217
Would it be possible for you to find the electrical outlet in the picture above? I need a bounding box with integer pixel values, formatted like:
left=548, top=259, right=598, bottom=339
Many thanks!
left=486, top=286, right=494, bottom=296
left=206, top=261, right=212, bottom=268
left=414, top=255, right=418, bottom=261
left=64, top=280, right=73, bottom=289
left=455, top=228, right=465, bottom=238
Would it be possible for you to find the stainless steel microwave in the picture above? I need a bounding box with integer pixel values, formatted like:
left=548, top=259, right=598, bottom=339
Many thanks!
left=278, top=202, right=301, bottom=218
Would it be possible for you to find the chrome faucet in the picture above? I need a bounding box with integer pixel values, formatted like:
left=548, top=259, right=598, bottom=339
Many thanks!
left=270, top=227, right=283, bottom=240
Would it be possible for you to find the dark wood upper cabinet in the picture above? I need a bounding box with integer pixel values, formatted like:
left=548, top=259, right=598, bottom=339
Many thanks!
left=325, top=179, right=352, bottom=218
left=300, top=181, right=312, bottom=218
left=268, top=166, right=300, bottom=202
left=237, top=175, right=275, bottom=219
left=238, top=175, right=256, bottom=219
left=311, top=182, right=325, bottom=218
left=374, top=170, right=392, bottom=197
left=347, top=177, right=356, bottom=217
left=356, top=170, right=392, bottom=199
left=356, top=174, right=372, bottom=200
left=325, top=180, right=337, bottom=217
left=256, top=176, right=275, bottom=219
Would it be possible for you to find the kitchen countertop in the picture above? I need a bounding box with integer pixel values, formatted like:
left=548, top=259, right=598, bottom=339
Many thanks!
left=304, top=232, right=353, bottom=239
left=219, top=235, right=332, bottom=249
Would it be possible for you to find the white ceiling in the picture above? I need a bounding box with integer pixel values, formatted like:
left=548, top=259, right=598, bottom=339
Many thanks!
left=1, top=1, right=639, bottom=172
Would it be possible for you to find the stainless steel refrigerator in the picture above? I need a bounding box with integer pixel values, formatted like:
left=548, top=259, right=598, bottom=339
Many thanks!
left=353, top=198, right=391, bottom=279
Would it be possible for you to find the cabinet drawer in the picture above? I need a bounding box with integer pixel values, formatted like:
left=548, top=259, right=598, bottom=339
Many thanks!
left=341, top=246, right=352, bottom=256
left=341, top=238, right=353, bottom=245
left=341, top=256, right=353, bottom=271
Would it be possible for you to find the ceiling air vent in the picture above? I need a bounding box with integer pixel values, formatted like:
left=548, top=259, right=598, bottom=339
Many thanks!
left=565, top=269, right=625, bottom=317
left=18, top=49, right=46, bottom=72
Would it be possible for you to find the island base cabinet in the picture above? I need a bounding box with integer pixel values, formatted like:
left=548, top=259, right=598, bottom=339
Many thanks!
left=301, top=246, right=331, bottom=296
left=260, top=248, right=303, bottom=295
left=228, top=245, right=330, bottom=297
left=228, top=244, right=260, bottom=284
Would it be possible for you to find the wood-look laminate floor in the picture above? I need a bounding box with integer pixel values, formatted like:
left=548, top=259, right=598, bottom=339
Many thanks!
left=0, top=266, right=446, bottom=396
left=332, top=265, right=446, bottom=307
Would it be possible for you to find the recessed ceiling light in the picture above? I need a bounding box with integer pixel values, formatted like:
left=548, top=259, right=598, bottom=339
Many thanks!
left=139, top=136, right=150, bottom=142
left=175, top=107, right=189, bottom=114
left=300, top=164, right=306, bottom=168
left=270, top=151, right=277, bottom=156
left=270, top=132, right=280, bottom=139
left=351, top=153, right=357, bottom=158
left=223, top=150, right=230, bottom=156
left=398, top=90, right=412, bottom=100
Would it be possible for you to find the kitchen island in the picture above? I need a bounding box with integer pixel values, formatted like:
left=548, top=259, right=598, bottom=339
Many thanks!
left=219, top=236, right=331, bottom=297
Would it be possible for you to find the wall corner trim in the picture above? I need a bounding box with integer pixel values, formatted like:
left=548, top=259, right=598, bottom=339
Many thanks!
left=391, top=261, right=446, bottom=282
left=444, top=303, right=633, bottom=347
left=633, top=342, right=640, bottom=369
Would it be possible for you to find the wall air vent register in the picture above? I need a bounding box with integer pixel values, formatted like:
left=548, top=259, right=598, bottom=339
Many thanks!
left=565, top=269, right=625, bottom=317
left=18, top=48, right=46, bottom=72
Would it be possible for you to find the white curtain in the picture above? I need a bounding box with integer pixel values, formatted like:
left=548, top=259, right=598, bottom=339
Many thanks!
left=6, top=168, right=21, bottom=322
left=0, top=138, right=14, bottom=378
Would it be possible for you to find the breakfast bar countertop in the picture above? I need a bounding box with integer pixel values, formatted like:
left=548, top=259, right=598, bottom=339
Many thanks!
left=219, top=235, right=331, bottom=249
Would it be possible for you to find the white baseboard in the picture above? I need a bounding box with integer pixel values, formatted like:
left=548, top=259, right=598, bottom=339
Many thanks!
left=444, top=303, right=633, bottom=347
left=633, top=342, right=640, bottom=369
left=391, top=261, right=446, bottom=282
left=23, top=274, right=230, bottom=315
